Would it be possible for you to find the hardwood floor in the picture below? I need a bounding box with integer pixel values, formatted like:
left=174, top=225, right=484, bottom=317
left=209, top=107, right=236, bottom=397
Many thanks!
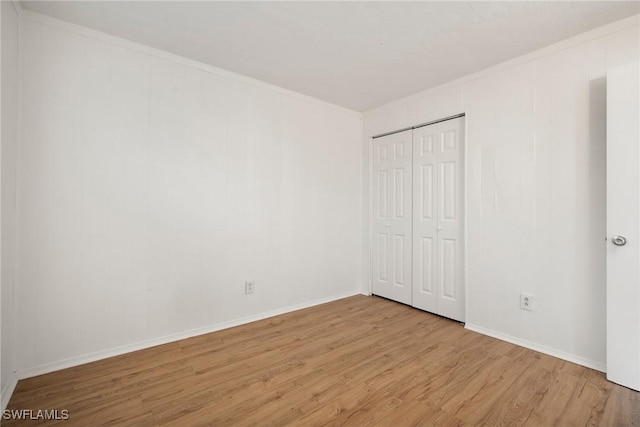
left=5, top=295, right=640, bottom=426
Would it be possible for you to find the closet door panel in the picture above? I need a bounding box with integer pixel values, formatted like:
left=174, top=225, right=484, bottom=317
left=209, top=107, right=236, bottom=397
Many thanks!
left=435, top=118, right=465, bottom=321
left=372, top=130, right=412, bottom=305
left=412, top=125, right=439, bottom=312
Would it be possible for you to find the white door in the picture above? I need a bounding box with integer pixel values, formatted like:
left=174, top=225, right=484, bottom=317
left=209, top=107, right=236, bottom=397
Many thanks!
left=412, top=118, right=465, bottom=322
left=371, top=130, right=412, bottom=305
left=606, top=61, right=640, bottom=391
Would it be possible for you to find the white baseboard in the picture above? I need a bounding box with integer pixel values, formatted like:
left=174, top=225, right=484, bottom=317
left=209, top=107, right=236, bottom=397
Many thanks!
left=1, top=373, right=19, bottom=411
left=18, top=291, right=361, bottom=380
left=465, top=323, right=606, bottom=373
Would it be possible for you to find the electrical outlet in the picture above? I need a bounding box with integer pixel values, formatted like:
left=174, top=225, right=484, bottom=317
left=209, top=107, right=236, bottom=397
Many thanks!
left=520, top=294, right=534, bottom=311
left=245, top=281, right=255, bottom=295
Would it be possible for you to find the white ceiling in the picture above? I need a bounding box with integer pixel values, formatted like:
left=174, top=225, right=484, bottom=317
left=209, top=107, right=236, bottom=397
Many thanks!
left=20, top=1, right=640, bottom=112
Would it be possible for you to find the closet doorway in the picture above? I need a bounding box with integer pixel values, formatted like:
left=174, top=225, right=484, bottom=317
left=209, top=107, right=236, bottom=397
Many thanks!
left=371, top=115, right=465, bottom=322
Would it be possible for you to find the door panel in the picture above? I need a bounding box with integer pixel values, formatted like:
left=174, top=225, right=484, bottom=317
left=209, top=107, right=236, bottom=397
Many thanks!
left=377, top=233, right=388, bottom=282
left=377, top=170, right=387, bottom=217
left=412, top=124, right=439, bottom=313
left=372, top=130, right=412, bottom=305
left=606, top=62, right=640, bottom=391
left=441, top=161, right=457, bottom=220
left=440, top=238, right=457, bottom=299
left=420, top=164, right=434, bottom=220
left=435, top=118, right=464, bottom=321
left=413, top=117, right=465, bottom=321
left=420, top=237, right=434, bottom=294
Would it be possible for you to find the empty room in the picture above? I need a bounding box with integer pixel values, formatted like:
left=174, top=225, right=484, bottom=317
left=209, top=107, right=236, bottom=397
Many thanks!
left=1, top=1, right=639, bottom=425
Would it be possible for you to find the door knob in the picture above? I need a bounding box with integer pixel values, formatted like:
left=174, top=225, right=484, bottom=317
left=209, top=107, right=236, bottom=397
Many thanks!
left=612, top=235, right=628, bottom=246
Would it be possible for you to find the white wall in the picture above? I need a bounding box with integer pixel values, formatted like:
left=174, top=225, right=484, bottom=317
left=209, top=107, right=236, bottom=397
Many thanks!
left=16, top=14, right=362, bottom=376
left=363, top=16, right=639, bottom=371
left=1, top=0, right=20, bottom=407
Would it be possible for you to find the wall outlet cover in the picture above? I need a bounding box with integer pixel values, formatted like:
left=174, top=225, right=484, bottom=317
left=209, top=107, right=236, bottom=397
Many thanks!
left=520, top=294, right=534, bottom=311
left=245, top=281, right=255, bottom=294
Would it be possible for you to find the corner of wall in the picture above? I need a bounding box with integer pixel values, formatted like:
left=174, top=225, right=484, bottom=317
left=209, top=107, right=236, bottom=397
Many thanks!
left=1, top=372, right=17, bottom=411
left=0, top=0, right=21, bottom=412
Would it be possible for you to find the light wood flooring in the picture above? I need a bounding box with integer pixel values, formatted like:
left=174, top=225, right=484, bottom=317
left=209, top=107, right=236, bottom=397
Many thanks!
left=6, top=295, right=640, bottom=426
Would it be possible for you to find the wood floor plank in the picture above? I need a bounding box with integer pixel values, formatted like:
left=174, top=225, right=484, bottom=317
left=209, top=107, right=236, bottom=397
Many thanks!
left=5, top=295, right=639, bottom=426
left=599, top=385, right=640, bottom=427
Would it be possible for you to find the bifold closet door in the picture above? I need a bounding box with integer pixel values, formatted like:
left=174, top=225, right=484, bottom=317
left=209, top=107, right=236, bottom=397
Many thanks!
left=371, top=130, right=413, bottom=305
left=412, top=118, right=465, bottom=322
